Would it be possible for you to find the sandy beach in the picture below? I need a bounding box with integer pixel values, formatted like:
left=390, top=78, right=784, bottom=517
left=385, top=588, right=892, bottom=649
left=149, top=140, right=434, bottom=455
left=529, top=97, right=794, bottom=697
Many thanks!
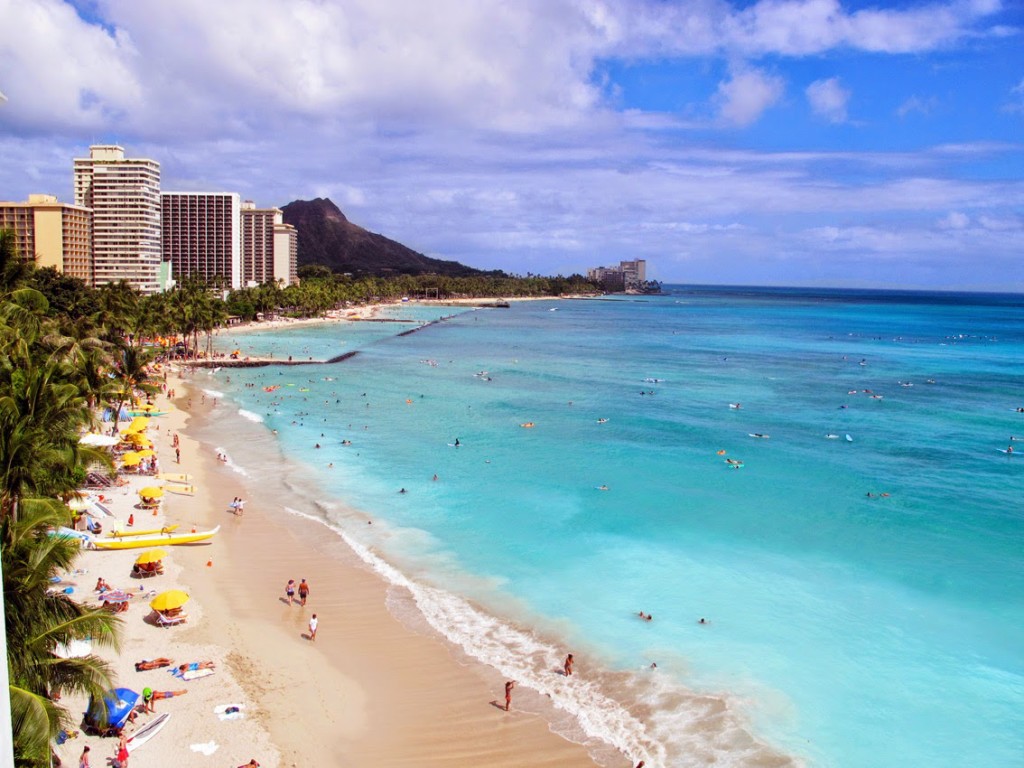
left=57, top=366, right=611, bottom=767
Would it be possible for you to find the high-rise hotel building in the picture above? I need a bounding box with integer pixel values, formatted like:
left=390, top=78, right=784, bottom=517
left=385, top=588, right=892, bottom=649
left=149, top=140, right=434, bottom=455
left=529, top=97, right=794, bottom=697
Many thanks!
left=161, top=192, right=242, bottom=289
left=0, top=194, right=93, bottom=282
left=73, top=145, right=162, bottom=293
left=240, top=201, right=298, bottom=287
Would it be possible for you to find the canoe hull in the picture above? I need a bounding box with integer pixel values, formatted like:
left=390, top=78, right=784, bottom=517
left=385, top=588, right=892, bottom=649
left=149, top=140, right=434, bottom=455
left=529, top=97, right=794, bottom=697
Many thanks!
left=92, top=527, right=220, bottom=550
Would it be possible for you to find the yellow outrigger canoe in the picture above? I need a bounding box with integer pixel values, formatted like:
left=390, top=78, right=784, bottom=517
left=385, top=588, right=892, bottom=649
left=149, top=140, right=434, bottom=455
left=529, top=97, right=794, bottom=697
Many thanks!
left=156, top=473, right=193, bottom=484
left=91, top=526, right=220, bottom=550
left=109, top=524, right=180, bottom=538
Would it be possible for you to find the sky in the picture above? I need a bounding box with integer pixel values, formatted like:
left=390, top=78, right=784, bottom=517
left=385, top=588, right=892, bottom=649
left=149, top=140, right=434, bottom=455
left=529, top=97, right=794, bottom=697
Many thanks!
left=0, top=0, right=1021, bottom=291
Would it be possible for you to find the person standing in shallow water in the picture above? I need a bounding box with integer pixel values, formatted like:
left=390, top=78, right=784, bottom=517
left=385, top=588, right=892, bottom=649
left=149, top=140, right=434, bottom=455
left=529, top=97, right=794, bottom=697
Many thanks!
left=504, top=680, right=516, bottom=711
left=564, top=653, right=574, bottom=676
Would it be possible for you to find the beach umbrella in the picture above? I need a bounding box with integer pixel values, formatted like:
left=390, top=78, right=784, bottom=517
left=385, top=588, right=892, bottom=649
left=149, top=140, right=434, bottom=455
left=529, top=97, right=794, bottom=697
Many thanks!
left=80, top=433, right=120, bottom=447
left=138, top=486, right=164, bottom=499
left=150, top=590, right=189, bottom=612
left=120, top=453, right=142, bottom=466
left=125, top=435, right=153, bottom=448
left=86, top=688, right=140, bottom=731
left=134, top=549, right=167, bottom=565
left=134, top=449, right=156, bottom=458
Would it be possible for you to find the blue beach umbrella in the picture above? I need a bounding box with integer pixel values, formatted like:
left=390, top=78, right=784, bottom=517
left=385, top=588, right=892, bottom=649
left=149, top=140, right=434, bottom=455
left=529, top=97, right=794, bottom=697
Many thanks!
left=85, top=687, right=140, bottom=731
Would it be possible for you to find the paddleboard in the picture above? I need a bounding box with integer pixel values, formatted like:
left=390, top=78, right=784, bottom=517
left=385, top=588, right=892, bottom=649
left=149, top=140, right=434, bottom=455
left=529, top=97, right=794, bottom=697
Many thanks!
left=127, top=712, right=170, bottom=753
left=748, top=433, right=770, bottom=439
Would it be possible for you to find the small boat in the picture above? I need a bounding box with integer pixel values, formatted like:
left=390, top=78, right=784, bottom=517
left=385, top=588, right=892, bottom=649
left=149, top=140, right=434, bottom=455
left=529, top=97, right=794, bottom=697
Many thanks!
left=157, top=473, right=193, bottom=484
left=91, top=526, right=220, bottom=550
left=109, top=524, right=180, bottom=538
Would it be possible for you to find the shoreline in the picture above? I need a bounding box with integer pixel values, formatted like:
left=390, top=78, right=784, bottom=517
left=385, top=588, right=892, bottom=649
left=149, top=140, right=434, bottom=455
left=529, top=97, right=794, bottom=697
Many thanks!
left=167, top=370, right=609, bottom=766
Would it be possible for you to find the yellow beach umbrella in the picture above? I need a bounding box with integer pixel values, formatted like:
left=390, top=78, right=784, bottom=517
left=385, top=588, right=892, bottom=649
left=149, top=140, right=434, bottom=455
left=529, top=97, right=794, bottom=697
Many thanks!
left=149, top=590, right=189, bottom=612
left=134, top=549, right=167, bottom=565
left=125, top=417, right=150, bottom=434
left=125, top=435, right=153, bottom=448
left=134, top=449, right=156, bottom=458
left=139, top=486, right=164, bottom=499
left=121, top=453, right=142, bottom=466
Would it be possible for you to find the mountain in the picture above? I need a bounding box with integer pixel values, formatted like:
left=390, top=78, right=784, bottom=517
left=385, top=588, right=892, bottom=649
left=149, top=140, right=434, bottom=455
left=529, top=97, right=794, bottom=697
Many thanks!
left=280, top=198, right=485, bottom=277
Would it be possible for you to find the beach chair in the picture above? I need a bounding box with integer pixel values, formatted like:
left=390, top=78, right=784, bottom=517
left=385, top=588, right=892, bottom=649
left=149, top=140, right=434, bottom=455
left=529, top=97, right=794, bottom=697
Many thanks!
left=154, top=611, right=188, bottom=628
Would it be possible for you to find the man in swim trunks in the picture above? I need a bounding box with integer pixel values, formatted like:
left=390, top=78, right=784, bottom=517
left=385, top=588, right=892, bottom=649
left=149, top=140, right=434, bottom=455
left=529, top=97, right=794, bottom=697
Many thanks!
left=135, top=658, right=173, bottom=671
left=298, top=579, right=309, bottom=606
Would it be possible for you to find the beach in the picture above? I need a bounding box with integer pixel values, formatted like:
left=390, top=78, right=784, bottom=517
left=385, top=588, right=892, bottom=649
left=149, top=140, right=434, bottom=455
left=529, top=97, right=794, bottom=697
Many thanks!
left=57, top=366, right=606, bottom=767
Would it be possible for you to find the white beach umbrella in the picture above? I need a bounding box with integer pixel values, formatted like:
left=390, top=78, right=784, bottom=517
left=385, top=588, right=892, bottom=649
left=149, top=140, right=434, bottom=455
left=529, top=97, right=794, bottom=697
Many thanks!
left=80, top=433, right=120, bottom=447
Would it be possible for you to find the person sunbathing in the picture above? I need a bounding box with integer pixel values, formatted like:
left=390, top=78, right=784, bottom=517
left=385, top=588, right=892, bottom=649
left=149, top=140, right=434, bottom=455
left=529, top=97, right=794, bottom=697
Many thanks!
left=95, top=577, right=111, bottom=592
left=135, top=658, right=173, bottom=671
left=102, top=600, right=129, bottom=613
left=176, top=661, right=215, bottom=674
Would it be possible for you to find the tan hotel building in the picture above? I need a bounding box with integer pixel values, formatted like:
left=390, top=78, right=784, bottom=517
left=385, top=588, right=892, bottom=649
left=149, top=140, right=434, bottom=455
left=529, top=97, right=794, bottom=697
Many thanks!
left=240, top=201, right=298, bottom=287
left=0, top=194, right=93, bottom=282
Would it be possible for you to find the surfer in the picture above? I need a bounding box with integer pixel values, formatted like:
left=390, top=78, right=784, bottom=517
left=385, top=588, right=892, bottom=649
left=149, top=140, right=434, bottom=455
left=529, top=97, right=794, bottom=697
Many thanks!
left=1008, top=445, right=1014, bottom=454
left=454, top=438, right=461, bottom=447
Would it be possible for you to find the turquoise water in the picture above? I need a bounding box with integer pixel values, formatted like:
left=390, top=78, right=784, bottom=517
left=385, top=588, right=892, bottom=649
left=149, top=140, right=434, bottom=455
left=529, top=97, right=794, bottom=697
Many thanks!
left=196, top=288, right=1024, bottom=767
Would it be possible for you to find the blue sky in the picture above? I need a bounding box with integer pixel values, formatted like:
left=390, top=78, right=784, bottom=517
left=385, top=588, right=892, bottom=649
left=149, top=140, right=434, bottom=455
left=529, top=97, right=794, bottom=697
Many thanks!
left=0, top=0, right=1021, bottom=290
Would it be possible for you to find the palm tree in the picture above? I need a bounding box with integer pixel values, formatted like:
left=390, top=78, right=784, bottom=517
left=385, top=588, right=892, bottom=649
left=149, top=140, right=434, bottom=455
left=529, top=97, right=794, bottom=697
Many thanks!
left=4, top=498, right=121, bottom=766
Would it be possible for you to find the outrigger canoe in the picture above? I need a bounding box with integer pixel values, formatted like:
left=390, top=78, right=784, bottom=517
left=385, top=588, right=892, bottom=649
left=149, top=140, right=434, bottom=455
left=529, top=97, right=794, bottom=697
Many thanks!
left=91, top=526, right=220, bottom=550
left=156, top=473, right=192, bottom=484
left=109, top=524, right=180, bottom=538
left=165, top=485, right=195, bottom=496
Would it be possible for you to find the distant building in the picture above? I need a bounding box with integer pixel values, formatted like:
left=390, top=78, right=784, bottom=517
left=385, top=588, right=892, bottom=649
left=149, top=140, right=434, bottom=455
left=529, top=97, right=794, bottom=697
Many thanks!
left=0, top=194, right=92, bottom=283
left=161, top=192, right=242, bottom=289
left=240, top=201, right=298, bottom=287
left=587, top=259, right=647, bottom=291
left=74, top=145, right=162, bottom=293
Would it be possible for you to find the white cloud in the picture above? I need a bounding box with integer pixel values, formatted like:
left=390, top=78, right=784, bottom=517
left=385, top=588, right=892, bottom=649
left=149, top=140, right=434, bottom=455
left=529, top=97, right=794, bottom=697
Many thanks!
left=0, top=0, right=142, bottom=131
left=715, top=67, right=785, bottom=126
left=940, top=211, right=970, bottom=229
left=897, top=95, right=939, bottom=118
left=806, top=77, right=850, bottom=123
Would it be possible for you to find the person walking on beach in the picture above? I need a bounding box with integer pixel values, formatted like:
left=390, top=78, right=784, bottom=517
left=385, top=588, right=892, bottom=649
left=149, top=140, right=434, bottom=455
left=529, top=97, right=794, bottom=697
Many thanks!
left=504, top=680, right=516, bottom=711
left=175, top=447, right=180, bottom=463
left=285, top=579, right=296, bottom=604
left=116, top=733, right=129, bottom=767
left=308, top=613, right=318, bottom=641
left=564, top=653, right=574, bottom=676
left=78, top=745, right=90, bottom=768
left=298, top=578, right=310, bottom=606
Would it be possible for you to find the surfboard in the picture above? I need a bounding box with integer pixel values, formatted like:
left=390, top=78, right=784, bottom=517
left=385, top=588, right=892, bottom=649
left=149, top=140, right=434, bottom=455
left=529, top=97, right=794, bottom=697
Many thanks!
left=845, top=434, right=854, bottom=442
left=997, top=449, right=1017, bottom=455
left=748, top=433, right=770, bottom=439
left=127, top=712, right=170, bottom=753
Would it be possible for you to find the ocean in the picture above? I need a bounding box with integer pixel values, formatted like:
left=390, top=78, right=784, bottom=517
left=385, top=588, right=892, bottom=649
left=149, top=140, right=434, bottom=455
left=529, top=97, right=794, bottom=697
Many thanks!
left=191, top=287, right=1024, bottom=767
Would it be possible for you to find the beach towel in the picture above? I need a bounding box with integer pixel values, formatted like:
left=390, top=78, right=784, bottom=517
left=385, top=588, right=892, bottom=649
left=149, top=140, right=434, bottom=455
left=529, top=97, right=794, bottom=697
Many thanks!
left=214, top=704, right=245, bottom=721
left=180, top=668, right=215, bottom=681
left=190, top=740, right=219, bottom=755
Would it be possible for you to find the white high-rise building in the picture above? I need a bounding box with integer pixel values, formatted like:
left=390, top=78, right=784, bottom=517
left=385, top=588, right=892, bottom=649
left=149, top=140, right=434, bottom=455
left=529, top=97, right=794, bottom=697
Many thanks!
left=240, top=201, right=298, bottom=287
left=161, top=192, right=242, bottom=289
left=73, top=145, right=162, bottom=293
